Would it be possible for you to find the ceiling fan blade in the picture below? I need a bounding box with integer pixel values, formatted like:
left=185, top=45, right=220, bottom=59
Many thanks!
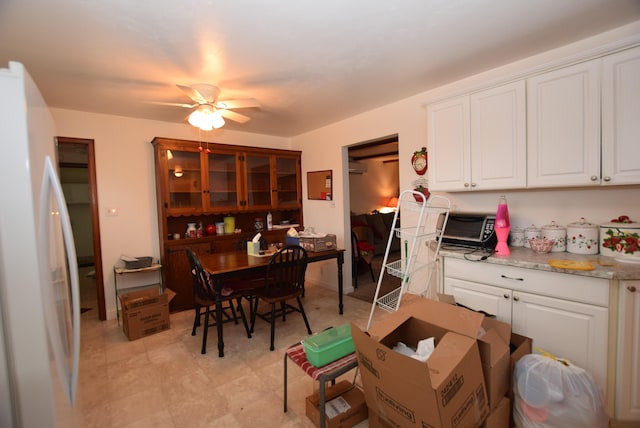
left=218, top=109, right=251, bottom=123
left=148, top=101, right=197, bottom=108
left=216, top=98, right=260, bottom=109
left=176, top=84, right=207, bottom=104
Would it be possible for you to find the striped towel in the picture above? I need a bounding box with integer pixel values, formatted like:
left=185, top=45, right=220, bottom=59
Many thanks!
left=285, top=342, right=357, bottom=380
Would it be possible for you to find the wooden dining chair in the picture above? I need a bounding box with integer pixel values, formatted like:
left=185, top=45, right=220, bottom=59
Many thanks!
left=186, top=248, right=252, bottom=354
left=250, top=245, right=312, bottom=351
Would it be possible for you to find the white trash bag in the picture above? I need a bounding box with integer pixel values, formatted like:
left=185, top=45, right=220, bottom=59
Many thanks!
left=513, top=353, right=609, bottom=428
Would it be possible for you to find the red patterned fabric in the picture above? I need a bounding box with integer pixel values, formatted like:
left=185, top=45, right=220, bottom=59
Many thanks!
left=357, top=241, right=375, bottom=252
left=285, top=342, right=357, bottom=381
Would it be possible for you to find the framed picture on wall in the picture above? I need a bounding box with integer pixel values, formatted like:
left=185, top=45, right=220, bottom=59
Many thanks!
left=307, top=170, right=332, bottom=200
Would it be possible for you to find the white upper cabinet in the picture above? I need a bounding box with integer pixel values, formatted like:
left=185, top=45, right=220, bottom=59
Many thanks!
left=427, top=43, right=640, bottom=192
left=427, top=95, right=470, bottom=191
left=602, top=46, right=640, bottom=185
left=427, top=81, right=526, bottom=191
left=527, top=59, right=601, bottom=187
left=470, top=81, right=527, bottom=190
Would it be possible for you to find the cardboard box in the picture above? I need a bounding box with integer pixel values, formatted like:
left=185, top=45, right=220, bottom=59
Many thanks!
left=481, top=396, right=510, bottom=428
left=478, top=318, right=511, bottom=411
left=119, top=288, right=176, bottom=341
left=509, top=333, right=532, bottom=383
left=352, top=296, right=490, bottom=428
left=367, top=409, right=394, bottom=428
left=437, top=293, right=512, bottom=411
left=507, top=331, right=532, bottom=419
left=300, top=234, right=337, bottom=252
left=305, top=380, right=368, bottom=428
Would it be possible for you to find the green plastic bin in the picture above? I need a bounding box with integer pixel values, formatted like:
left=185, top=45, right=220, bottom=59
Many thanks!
left=303, top=324, right=355, bottom=367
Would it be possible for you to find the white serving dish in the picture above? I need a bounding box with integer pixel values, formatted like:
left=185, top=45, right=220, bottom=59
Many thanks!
left=599, top=221, right=640, bottom=263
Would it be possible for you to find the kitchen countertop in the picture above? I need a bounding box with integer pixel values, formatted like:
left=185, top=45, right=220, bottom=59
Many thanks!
left=439, top=246, right=640, bottom=280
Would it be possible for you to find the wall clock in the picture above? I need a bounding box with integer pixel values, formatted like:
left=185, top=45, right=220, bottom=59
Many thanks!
left=411, top=147, right=428, bottom=175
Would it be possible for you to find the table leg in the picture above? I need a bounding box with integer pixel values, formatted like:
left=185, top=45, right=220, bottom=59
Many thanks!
left=213, top=277, right=225, bottom=357
left=283, top=353, right=288, bottom=412
left=337, top=252, right=344, bottom=315
left=319, top=375, right=327, bottom=428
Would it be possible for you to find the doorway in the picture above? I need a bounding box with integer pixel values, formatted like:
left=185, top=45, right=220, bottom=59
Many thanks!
left=346, top=135, right=399, bottom=297
left=348, top=135, right=399, bottom=214
left=56, top=137, right=106, bottom=320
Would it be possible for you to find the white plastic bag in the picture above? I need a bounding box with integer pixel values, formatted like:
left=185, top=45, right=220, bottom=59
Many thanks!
left=513, top=353, right=609, bottom=428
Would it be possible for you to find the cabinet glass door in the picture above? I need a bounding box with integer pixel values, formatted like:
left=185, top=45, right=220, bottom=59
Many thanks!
left=167, top=149, right=202, bottom=211
left=208, top=151, right=240, bottom=210
left=275, top=156, right=300, bottom=207
left=245, top=154, right=272, bottom=208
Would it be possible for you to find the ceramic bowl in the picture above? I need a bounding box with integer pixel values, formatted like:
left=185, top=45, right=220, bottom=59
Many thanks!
left=529, top=238, right=554, bottom=253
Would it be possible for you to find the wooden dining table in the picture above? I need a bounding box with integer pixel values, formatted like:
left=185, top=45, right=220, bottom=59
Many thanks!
left=198, top=248, right=345, bottom=357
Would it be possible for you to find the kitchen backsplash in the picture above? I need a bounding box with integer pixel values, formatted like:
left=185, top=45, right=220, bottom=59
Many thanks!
left=441, top=186, right=639, bottom=230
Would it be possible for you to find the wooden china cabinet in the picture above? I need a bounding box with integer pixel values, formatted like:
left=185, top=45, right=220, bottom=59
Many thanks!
left=151, top=137, right=303, bottom=312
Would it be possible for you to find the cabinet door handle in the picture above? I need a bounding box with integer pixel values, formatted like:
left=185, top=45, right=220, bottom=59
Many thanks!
left=503, top=294, right=510, bottom=299
left=628, top=286, right=637, bottom=293
left=590, top=175, right=598, bottom=181
left=470, top=182, right=477, bottom=188
left=603, top=176, right=611, bottom=182
left=501, top=274, right=524, bottom=281
left=464, top=182, right=470, bottom=188
left=513, top=296, right=520, bottom=301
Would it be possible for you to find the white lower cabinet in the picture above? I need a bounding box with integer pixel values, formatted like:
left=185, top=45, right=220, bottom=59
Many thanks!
left=616, top=280, right=640, bottom=421
left=510, top=290, right=608, bottom=389
left=443, top=258, right=610, bottom=405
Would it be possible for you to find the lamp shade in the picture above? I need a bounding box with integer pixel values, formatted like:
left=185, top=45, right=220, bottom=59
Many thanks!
left=188, top=105, right=226, bottom=130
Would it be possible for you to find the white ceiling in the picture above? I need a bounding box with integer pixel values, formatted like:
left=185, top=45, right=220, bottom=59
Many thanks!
left=1, top=1, right=639, bottom=137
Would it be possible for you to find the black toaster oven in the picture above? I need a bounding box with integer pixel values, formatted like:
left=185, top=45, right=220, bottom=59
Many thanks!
left=439, top=212, right=497, bottom=250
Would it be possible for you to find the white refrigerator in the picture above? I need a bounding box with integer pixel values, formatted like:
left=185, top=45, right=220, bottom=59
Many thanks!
left=0, top=62, right=81, bottom=426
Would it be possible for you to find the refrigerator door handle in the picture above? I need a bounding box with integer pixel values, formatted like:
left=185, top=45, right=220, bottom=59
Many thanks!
left=39, top=156, right=80, bottom=404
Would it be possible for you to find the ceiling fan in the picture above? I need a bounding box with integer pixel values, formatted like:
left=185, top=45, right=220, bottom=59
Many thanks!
left=160, top=83, right=260, bottom=130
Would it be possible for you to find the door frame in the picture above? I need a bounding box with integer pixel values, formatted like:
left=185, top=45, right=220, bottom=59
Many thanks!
left=56, top=137, right=106, bottom=320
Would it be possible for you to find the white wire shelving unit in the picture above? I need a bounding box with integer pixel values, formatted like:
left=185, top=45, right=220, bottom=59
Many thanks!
left=366, top=190, right=450, bottom=329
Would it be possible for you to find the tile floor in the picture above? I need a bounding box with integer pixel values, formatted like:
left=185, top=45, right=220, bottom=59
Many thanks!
left=60, top=282, right=377, bottom=427
left=63, top=269, right=632, bottom=427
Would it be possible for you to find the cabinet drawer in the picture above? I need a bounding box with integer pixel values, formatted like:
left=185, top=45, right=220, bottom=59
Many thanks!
left=444, top=258, right=608, bottom=306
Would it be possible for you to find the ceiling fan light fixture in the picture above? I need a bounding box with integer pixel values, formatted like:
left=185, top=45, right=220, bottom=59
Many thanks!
left=188, top=105, right=225, bottom=130
left=210, top=110, right=226, bottom=129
